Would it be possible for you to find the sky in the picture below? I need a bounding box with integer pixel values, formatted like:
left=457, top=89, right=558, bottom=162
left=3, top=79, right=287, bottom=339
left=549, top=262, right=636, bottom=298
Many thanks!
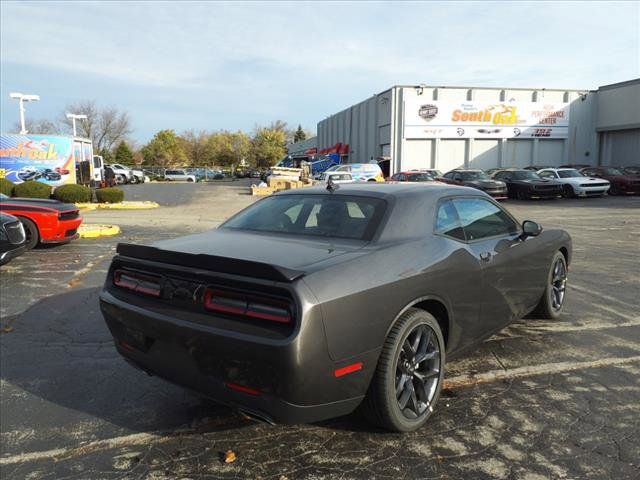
left=1, top=1, right=639, bottom=143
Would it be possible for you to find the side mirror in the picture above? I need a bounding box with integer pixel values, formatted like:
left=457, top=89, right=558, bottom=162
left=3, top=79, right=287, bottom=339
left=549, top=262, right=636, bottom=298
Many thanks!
left=521, top=220, right=542, bottom=239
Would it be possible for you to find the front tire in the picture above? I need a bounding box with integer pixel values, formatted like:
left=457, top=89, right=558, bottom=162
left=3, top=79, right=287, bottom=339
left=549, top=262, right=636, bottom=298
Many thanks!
left=531, top=251, right=568, bottom=319
left=18, top=217, right=39, bottom=250
left=562, top=185, right=575, bottom=198
left=362, top=308, right=445, bottom=432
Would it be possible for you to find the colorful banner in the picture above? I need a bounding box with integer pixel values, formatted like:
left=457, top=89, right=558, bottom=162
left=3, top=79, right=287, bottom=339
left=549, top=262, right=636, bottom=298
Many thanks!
left=0, top=134, right=77, bottom=186
left=404, top=99, right=570, bottom=139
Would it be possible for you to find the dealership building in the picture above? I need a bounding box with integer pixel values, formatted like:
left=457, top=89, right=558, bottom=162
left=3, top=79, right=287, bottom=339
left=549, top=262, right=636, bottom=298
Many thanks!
left=289, top=78, right=639, bottom=174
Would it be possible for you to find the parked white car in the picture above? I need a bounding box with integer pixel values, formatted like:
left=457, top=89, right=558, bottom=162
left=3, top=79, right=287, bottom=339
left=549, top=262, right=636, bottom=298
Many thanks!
left=318, top=171, right=354, bottom=184
left=537, top=168, right=610, bottom=197
left=164, top=169, right=197, bottom=182
left=107, top=164, right=133, bottom=184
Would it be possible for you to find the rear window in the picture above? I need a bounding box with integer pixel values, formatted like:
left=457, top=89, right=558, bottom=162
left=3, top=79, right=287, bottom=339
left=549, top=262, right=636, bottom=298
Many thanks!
left=221, top=194, right=386, bottom=240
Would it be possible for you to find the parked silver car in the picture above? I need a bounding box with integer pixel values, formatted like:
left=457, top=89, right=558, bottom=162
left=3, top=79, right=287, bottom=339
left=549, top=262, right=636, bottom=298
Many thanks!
left=164, top=169, right=197, bottom=182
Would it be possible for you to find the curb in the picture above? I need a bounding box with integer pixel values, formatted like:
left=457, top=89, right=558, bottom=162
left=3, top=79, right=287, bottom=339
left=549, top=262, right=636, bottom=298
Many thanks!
left=78, top=224, right=121, bottom=238
left=76, top=201, right=160, bottom=210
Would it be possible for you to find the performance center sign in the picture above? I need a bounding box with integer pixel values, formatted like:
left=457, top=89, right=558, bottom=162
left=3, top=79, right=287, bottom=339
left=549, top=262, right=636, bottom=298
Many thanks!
left=404, top=99, right=570, bottom=139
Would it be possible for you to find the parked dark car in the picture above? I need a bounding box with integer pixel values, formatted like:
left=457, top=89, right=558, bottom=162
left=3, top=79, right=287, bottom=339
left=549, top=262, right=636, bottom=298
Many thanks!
left=439, top=169, right=508, bottom=199
left=621, top=166, right=640, bottom=176
left=100, top=183, right=571, bottom=432
left=492, top=169, right=563, bottom=199
left=0, top=212, right=27, bottom=265
left=579, top=167, right=640, bottom=195
left=523, top=165, right=552, bottom=171
left=41, top=168, right=62, bottom=181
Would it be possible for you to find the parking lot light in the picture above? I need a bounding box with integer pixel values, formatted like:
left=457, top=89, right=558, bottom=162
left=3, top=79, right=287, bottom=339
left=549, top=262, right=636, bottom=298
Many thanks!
left=9, top=92, right=40, bottom=134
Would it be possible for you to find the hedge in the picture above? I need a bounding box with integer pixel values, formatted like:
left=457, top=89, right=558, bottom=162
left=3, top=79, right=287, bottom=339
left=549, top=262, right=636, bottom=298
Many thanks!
left=53, top=184, right=92, bottom=203
left=95, top=187, right=124, bottom=203
left=0, top=178, right=15, bottom=196
left=13, top=181, right=51, bottom=199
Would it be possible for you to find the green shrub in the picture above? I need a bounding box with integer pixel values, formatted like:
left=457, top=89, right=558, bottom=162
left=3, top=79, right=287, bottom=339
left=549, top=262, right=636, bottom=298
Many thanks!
left=53, top=184, right=92, bottom=203
left=95, top=187, right=124, bottom=203
left=0, top=178, right=15, bottom=196
left=13, top=181, right=51, bottom=199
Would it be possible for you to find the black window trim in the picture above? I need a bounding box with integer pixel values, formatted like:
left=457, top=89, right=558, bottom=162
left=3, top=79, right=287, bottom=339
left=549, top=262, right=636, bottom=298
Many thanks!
left=433, top=194, right=521, bottom=244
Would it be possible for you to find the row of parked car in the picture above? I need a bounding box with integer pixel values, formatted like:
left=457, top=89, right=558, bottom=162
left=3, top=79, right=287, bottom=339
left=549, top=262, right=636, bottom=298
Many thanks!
left=381, top=165, right=640, bottom=200
left=0, top=193, right=83, bottom=266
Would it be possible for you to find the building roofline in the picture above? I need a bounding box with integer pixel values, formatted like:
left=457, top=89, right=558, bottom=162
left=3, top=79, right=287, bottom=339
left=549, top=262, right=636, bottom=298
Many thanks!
left=386, top=84, right=594, bottom=94
left=597, top=78, right=640, bottom=91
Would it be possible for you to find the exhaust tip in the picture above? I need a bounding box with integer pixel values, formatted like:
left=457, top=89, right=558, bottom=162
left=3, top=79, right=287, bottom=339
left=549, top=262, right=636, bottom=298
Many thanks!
left=238, top=408, right=276, bottom=425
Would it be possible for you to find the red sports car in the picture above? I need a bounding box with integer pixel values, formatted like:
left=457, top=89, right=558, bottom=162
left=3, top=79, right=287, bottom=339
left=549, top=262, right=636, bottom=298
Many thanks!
left=0, top=194, right=83, bottom=249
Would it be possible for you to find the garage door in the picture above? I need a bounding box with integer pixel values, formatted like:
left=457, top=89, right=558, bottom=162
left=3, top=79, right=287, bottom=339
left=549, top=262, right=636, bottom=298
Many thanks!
left=503, top=140, right=533, bottom=168
left=538, top=140, right=565, bottom=167
left=437, top=139, right=467, bottom=172
left=470, top=140, right=499, bottom=170
left=402, top=139, right=433, bottom=171
left=600, top=129, right=640, bottom=166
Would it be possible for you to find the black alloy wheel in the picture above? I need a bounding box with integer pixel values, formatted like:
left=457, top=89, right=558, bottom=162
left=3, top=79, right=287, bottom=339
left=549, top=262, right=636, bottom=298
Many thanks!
left=362, top=308, right=445, bottom=432
left=531, top=251, right=568, bottom=319
left=562, top=185, right=574, bottom=198
left=18, top=217, right=39, bottom=250
left=394, top=324, right=441, bottom=419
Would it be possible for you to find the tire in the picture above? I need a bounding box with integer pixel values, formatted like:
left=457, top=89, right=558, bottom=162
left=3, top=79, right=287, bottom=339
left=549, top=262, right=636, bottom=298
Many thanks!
left=129, top=176, right=138, bottom=184
left=18, top=217, right=39, bottom=250
left=187, top=177, right=194, bottom=182
left=562, top=185, right=575, bottom=198
left=609, top=185, right=619, bottom=196
left=367, top=178, right=376, bottom=182
left=516, top=188, right=527, bottom=200
left=361, top=308, right=445, bottom=432
left=531, top=251, right=568, bottom=319
left=115, top=174, right=126, bottom=185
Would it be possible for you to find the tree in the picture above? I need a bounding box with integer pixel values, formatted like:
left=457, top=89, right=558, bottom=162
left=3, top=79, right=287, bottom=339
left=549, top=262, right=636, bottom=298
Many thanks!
left=114, top=141, right=134, bottom=165
left=179, top=130, right=214, bottom=166
left=59, top=100, right=132, bottom=153
left=251, top=127, right=287, bottom=168
left=12, top=118, right=60, bottom=134
left=141, top=130, right=187, bottom=167
left=99, top=148, right=114, bottom=164
left=293, top=124, right=306, bottom=143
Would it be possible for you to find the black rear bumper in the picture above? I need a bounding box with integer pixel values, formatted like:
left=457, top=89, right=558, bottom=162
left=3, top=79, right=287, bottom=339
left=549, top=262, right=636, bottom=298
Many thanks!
left=99, top=290, right=373, bottom=424
left=0, top=244, right=27, bottom=265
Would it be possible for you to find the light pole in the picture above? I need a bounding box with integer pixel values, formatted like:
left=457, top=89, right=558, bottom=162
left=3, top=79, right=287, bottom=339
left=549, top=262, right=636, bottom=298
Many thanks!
left=9, top=92, right=40, bottom=134
left=66, top=113, right=87, bottom=137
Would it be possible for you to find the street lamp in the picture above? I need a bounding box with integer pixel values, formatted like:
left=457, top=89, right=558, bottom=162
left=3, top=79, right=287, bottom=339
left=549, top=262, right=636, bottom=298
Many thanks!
left=66, top=113, right=88, bottom=137
left=9, top=92, right=40, bottom=134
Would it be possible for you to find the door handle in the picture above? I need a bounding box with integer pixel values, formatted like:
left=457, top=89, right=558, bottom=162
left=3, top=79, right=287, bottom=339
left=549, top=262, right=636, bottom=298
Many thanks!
left=479, top=252, right=492, bottom=262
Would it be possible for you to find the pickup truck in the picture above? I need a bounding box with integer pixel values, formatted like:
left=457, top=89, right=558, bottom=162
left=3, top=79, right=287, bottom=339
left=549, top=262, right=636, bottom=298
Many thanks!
left=107, top=164, right=145, bottom=184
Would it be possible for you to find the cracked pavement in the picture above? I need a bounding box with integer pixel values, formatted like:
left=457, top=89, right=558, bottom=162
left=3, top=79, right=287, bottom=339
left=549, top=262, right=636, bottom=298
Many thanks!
left=1, top=183, right=639, bottom=479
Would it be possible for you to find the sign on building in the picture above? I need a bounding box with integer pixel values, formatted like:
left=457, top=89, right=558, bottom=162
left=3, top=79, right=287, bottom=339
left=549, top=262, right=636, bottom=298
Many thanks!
left=404, top=99, right=570, bottom=139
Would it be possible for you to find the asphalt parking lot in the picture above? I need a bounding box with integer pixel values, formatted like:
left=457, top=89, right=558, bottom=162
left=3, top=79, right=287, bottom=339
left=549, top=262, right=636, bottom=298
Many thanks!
left=1, top=182, right=639, bottom=480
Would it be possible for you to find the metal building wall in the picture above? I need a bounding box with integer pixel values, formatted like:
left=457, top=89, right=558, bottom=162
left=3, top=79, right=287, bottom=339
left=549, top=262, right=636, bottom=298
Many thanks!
left=317, top=89, right=394, bottom=163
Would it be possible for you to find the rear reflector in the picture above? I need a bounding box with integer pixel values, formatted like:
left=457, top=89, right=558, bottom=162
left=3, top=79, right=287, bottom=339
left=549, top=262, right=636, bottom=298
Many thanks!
left=114, top=270, right=162, bottom=297
left=334, top=362, right=363, bottom=377
left=224, top=382, right=261, bottom=396
left=204, top=288, right=291, bottom=324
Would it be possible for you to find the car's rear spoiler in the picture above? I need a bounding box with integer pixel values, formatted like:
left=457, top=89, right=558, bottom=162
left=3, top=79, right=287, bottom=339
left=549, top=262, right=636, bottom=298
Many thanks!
left=115, top=243, right=305, bottom=283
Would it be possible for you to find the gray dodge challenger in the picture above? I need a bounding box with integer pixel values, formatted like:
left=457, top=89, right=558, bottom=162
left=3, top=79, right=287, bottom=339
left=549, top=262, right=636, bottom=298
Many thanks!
left=100, top=182, right=571, bottom=432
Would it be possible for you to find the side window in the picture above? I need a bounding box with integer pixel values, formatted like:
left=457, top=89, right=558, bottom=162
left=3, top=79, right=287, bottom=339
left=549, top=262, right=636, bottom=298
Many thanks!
left=435, top=200, right=465, bottom=241
left=452, top=197, right=519, bottom=241
left=443, top=172, right=453, bottom=179
left=453, top=173, right=462, bottom=181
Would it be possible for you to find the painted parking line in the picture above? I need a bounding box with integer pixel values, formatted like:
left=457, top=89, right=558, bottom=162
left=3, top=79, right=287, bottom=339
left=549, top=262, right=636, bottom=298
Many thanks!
left=1, top=355, right=639, bottom=467
left=443, top=355, right=640, bottom=389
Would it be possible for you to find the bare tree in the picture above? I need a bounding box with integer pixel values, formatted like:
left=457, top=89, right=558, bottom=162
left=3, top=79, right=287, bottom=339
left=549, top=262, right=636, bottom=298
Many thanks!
left=12, top=118, right=60, bottom=134
left=60, top=100, right=132, bottom=152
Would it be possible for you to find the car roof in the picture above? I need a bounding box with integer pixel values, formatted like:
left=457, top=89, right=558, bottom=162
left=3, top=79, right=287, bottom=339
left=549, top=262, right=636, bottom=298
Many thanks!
left=275, top=182, right=478, bottom=200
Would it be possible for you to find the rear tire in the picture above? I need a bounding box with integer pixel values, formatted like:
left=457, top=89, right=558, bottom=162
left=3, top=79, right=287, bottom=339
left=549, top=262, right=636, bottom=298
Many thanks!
left=361, top=308, right=445, bottom=432
left=18, top=217, right=39, bottom=250
left=531, top=251, right=568, bottom=319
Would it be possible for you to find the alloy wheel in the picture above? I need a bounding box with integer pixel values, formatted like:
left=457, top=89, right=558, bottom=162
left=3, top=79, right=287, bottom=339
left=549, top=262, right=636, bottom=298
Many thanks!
left=394, top=324, right=441, bottom=419
left=550, top=258, right=567, bottom=310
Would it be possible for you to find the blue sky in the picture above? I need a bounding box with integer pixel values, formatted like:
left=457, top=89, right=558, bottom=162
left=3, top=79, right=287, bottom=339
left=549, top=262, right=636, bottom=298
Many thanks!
left=1, top=1, right=638, bottom=143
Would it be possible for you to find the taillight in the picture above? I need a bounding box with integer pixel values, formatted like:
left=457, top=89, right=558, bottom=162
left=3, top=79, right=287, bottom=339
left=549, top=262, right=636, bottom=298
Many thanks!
left=203, top=288, right=291, bottom=324
left=113, top=269, right=162, bottom=297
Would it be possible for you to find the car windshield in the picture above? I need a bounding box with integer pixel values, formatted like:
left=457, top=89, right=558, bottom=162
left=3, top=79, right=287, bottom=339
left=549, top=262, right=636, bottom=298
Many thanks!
left=601, top=168, right=623, bottom=175
left=512, top=171, right=541, bottom=180
left=558, top=169, right=583, bottom=178
left=0, top=193, right=8, bottom=199
left=221, top=194, right=386, bottom=241
left=407, top=173, right=433, bottom=181
left=460, top=171, right=490, bottom=180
